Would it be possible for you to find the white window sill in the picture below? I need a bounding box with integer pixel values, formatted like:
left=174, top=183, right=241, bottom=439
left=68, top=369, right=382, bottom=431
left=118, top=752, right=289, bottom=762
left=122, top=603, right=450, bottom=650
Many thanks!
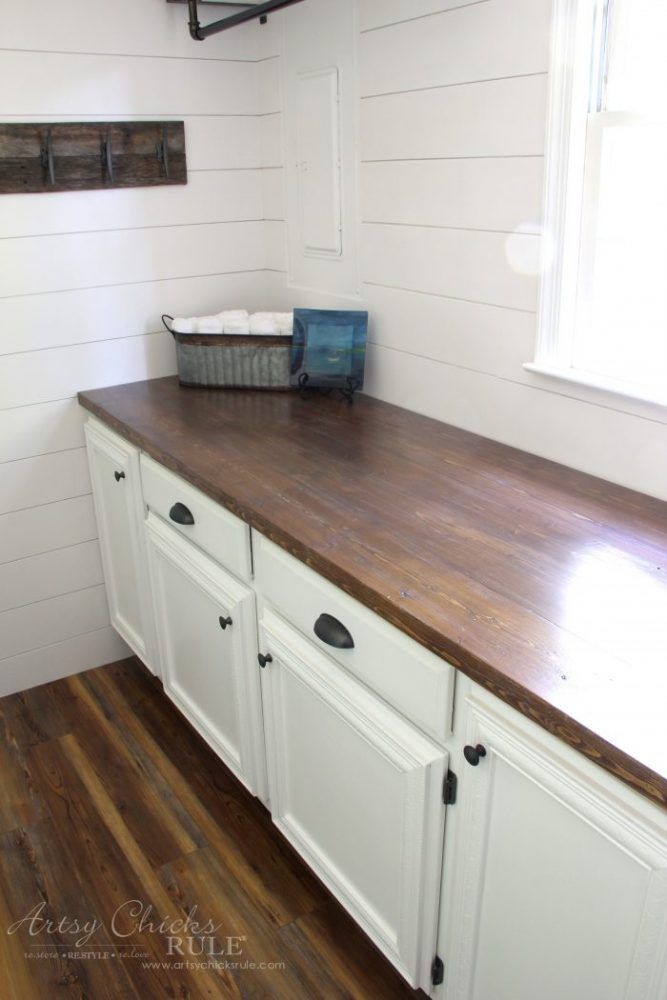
left=523, top=362, right=667, bottom=410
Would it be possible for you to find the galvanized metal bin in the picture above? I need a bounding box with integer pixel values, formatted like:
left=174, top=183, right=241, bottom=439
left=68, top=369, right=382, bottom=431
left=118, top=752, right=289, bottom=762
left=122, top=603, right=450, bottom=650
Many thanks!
left=163, top=316, right=292, bottom=390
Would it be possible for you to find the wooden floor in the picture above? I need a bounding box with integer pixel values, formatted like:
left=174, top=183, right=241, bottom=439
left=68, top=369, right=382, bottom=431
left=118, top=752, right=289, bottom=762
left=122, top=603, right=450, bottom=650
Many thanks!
left=0, top=658, right=423, bottom=999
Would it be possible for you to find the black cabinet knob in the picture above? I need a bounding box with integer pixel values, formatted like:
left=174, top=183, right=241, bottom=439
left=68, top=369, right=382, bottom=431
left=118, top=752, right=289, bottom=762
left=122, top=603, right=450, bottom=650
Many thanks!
left=314, top=613, right=354, bottom=649
left=169, top=501, right=195, bottom=526
left=114, top=470, right=125, bottom=482
left=258, top=653, right=273, bottom=669
left=464, top=744, right=487, bottom=766
left=219, top=616, right=233, bottom=630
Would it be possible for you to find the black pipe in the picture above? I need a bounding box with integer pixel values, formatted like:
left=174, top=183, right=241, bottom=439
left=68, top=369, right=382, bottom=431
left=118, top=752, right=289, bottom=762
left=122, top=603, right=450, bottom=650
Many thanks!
left=187, top=0, right=306, bottom=40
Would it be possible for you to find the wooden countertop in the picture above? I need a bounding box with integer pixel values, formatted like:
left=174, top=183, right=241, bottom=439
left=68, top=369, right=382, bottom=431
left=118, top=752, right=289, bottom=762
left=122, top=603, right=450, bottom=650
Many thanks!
left=79, top=377, right=667, bottom=809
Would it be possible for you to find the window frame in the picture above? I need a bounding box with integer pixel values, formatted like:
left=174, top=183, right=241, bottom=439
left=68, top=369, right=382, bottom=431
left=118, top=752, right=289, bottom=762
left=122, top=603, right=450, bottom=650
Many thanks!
left=526, top=0, right=667, bottom=408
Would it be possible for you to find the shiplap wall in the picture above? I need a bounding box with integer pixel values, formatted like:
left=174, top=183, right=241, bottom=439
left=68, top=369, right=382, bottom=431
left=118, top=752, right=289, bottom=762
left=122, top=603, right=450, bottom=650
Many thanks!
left=263, top=0, right=667, bottom=500
left=0, top=0, right=270, bottom=694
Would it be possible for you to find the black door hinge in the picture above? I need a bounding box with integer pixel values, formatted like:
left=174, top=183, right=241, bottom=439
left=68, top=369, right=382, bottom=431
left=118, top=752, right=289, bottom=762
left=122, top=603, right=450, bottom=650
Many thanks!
left=443, top=769, right=457, bottom=805
left=432, top=954, right=445, bottom=986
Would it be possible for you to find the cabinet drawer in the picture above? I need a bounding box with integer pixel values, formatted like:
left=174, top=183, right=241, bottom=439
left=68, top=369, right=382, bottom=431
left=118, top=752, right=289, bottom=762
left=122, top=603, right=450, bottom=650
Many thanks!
left=254, top=533, right=455, bottom=745
left=141, top=455, right=252, bottom=583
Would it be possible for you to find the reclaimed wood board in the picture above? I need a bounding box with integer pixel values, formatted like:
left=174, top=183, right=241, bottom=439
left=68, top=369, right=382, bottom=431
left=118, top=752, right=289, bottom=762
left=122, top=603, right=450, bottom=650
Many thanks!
left=0, top=122, right=186, bottom=194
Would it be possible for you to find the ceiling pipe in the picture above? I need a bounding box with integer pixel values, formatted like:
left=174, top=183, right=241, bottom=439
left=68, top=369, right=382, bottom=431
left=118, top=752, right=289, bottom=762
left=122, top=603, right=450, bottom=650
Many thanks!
left=187, top=0, right=306, bottom=39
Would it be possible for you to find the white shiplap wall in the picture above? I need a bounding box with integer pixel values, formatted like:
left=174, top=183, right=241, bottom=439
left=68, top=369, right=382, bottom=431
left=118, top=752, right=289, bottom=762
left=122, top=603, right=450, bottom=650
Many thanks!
left=4, top=0, right=666, bottom=697
left=263, top=0, right=667, bottom=501
left=0, top=0, right=270, bottom=694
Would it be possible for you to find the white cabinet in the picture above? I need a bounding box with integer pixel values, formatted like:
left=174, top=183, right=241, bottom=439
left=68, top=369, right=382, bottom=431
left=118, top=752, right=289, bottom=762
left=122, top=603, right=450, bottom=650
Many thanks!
left=145, top=512, right=266, bottom=799
left=84, top=420, right=667, bottom=1000
left=259, top=610, right=448, bottom=991
left=84, top=419, right=155, bottom=670
left=437, top=679, right=667, bottom=1000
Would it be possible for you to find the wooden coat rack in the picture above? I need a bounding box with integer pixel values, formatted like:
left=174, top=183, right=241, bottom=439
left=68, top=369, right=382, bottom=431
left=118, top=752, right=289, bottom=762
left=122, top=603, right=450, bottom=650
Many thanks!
left=0, top=121, right=187, bottom=194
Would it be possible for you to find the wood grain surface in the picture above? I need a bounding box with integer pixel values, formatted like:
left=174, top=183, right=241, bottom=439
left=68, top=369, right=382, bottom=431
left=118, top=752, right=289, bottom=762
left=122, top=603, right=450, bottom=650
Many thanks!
left=0, top=122, right=186, bottom=194
left=78, top=378, right=667, bottom=808
left=0, top=658, right=420, bottom=999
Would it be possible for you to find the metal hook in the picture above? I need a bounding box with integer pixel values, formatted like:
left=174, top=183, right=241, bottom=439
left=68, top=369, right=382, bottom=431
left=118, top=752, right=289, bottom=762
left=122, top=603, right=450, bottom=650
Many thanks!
left=101, top=125, right=114, bottom=183
left=156, top=125, right=170, bottom=180
left=40, top=128, right=55, bottom=186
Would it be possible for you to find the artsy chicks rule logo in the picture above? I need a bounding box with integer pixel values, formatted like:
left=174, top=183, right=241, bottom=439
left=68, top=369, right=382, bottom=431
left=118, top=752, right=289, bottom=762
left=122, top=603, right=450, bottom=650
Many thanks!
left=6, top=899, right=245, bottom=959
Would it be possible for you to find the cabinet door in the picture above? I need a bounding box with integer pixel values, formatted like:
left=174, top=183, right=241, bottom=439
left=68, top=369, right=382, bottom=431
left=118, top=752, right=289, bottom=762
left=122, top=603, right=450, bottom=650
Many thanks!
left=260, top=611, right=448, bottom=991
left=85, top=420, right=155, bottom=670
left=438, top=682, right=667, bottom=1000
left=146, top=513, right=266, bottom=799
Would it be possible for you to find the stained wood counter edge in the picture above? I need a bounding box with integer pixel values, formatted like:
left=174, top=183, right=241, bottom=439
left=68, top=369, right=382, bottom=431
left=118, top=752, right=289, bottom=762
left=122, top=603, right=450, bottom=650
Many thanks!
left=78, top=390, right=667, bottom=811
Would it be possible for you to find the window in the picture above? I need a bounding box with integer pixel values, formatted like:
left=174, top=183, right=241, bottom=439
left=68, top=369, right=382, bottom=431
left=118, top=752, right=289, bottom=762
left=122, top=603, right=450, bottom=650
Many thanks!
left=529, top=0, right=667, bottom=405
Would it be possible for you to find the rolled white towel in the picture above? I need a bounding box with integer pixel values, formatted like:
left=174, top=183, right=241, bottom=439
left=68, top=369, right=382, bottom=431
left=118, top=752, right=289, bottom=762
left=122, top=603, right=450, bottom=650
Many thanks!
left=221, top=310, right=250, bottom=334
left=220, top=309, right=249, bottom=325
left=250, top=312, right=279, bottom=335
left=223, top=318, right=251, bottom=334
left=196, top=315, right=224, bottom=334
left=274, top=312, right=294, bottom=335
left=171, top=317, right=197, bottom=334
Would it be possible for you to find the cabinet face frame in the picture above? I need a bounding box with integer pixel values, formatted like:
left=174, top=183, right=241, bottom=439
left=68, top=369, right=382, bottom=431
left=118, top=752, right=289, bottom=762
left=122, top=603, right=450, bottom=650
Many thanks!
left=260, top=610, right=448, bottom=991
left=437, top=680, right=667, bottom=1000
left=254, top=531, right=456, bottom=746
left=145, top=511, right=267, bottom=800
left=84, top=419, right=156, bottom=671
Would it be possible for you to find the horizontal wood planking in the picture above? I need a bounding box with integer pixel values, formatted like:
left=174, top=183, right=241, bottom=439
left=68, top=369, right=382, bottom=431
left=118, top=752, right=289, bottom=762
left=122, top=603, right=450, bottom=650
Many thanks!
left=362, top=286, right=667, bottom=428
left=258, top=58, right=282, bottom=116
left=0, top=584, right=110, bottom=661
left=0, top=332, right=178, bottom=410
left=0, top=0, right=258, bottom=61
left=264, top=220, right=288, bottom=272
left=263, top=0, right=667, bottom=505
left=1, top=169, right=264, bottom=240
left=363, top=344, right=667, bottom=500
left=362, top=223, right=539, bottom=311
left=0, top=221, right=265, bottom=298
left=0, top=539, right=103, bottom=614
left=1, top=449, right=91, bottom=516
left=361, top=157, right=544, bottom=232
left=0, top=496, right=98, bottom=566
left=262, top=167, right=285, bottom=220
left=0, top=398, right=85, bottom=462
left=0, top=2, right=271, bottom=692
left=361, top=75, right=547, bottom=161
left=360, top=0, right=550, bottom=97
left=0, top=271, right=274, bottom=358
left=0, top=626, right=128, bottom=697
left=363, top=283, right=537, bottom=380
left=261, top=114, right=283, bottom=168
left=257, top=10, right=284, bottom=60
left=0, top=51, right=258, bottom=117
left=358, top=0, right=489, bottom=32
left=185, top=116, right=262, bottom=170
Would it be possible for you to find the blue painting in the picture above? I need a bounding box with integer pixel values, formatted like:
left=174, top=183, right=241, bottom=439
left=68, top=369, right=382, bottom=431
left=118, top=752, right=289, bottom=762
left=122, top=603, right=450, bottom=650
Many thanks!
left=290, top=309, right=368, bottom=391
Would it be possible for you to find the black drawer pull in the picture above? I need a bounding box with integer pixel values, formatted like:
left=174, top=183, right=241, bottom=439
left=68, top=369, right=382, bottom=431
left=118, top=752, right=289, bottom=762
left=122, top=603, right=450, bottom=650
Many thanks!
left=464, top=744, right=487, bottom=767
left=114, top=470, right=125, bottom=482
left=314, top=613, right=354, bottom=650
left=258, top=653, right=273, bottom=668
left=219, top=616, right=233, bottom=631
left=169, top=502, right=195, bottom=526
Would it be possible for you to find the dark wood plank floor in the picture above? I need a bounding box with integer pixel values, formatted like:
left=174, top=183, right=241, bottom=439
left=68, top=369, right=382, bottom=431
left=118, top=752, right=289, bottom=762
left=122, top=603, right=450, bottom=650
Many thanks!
left=0, top=658, right=422, bottom=999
